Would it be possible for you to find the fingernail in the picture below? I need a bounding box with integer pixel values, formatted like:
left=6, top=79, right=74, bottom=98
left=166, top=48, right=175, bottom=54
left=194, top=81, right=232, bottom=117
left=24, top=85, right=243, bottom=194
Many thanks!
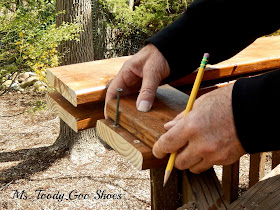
left=137, top=100, right=151, bottom=112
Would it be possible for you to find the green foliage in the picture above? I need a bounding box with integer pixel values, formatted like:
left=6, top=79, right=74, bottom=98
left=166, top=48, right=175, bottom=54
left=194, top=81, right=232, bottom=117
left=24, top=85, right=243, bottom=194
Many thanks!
left=27, top=99, right=47, bottom=113
left=0, top=0, right=82, bottom=81
left=101, top=0, right=193, bottom=37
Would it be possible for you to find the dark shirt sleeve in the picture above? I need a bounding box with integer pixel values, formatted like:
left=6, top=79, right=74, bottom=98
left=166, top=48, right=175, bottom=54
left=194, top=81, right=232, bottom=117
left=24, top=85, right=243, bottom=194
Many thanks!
left=146, top=0, right=280, bottom=153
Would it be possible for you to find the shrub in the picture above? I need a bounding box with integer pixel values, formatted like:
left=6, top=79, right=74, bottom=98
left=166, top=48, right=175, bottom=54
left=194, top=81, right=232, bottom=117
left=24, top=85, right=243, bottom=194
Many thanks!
left=101, top=0, right=193, bottom=37
left=0, top=1, right=82, bottom=82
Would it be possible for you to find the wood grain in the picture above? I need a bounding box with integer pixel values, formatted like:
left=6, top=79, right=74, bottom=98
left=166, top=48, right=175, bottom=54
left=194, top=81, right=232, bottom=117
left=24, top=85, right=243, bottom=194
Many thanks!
left=47, top=56, right=131, bottom=106
left=185, top=168, right=230, bottom=209
left=106, top=85, right=189, bottom=147
left=248, top=153, right=267, bottom=188
left=171, top=36, right=280, bottom=86
left=230, top=165, right=280, bottom=209
left=272, top=151, right=280, bottom=169
left=46, top=91, right=104, bottom=132
left=96, top=119, right=169, bottom=170
left=150, top=168, right=181, bottom=210
left=222, top=161, right=240, bottom=203
left=47, top=80, right=234, bottom=132
left=261, top=164, right=280, bottom=181
left=47, top=36, right=280, bottom=106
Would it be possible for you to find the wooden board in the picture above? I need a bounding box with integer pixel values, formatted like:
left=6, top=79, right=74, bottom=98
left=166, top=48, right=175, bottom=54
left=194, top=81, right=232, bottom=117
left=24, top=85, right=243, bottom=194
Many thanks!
left=185, top=168, right=230, bottom=209
left=96, top=119, right=169, bottom=170
left=48, top=80, right=233, bottom=133
left=46, top=91, right=104, bottom=132
left=46, top=56, right=131, bottom=106
left=150, top=168, right=181, bottom=210
left=230, top=164, right=280, bottom=209
left=96, top=122, right=229, bottom=209
left=222, top=161, right=240, bottom=203
left=249, top=153, right=266, bottom=188
left=47, top=36, right=280, bottom=107
left=261, top=164, right=280, bottom=181
left=171, top=35, right=280, bottom=86
left=106, top=85, right=189, bottom=147
left=272, top=151, right=280, bottom=169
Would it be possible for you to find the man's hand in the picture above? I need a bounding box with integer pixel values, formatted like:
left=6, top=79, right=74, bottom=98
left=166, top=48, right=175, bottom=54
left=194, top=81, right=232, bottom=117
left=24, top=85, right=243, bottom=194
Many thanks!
left=105, top=44, right=170, bottom=117
left=152, top=83, right=246, bottom=174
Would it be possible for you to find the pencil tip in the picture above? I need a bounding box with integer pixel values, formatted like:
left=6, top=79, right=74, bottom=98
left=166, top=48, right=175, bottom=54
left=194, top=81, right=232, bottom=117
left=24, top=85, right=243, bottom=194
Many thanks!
left=163, top=170, right=171, bottom=188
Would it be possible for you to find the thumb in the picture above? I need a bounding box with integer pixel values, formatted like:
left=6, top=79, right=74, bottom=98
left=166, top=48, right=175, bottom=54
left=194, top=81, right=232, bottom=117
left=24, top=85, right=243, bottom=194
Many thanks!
left=136, top=68, right=161, bottom=112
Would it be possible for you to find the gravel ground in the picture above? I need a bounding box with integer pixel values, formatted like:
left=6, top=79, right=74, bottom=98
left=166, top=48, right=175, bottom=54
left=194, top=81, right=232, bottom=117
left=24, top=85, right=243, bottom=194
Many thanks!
left=0, top=91, right=150, bottom=209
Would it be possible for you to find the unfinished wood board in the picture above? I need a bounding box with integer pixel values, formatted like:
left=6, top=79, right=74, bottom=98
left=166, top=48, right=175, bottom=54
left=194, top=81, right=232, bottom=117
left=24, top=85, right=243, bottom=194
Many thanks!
left=106, top=85, right=189, bottom=147
left=96, top=119, right=169, bottom=170
left=230, top=166, right=280, bottom=209
left=185, top=168, right=230, bottom=209
left=261, top=164, right=280, bottom=181
left=46, top=91, right=104, bottom=132
left=171, top=36, right=280, bottom=86
left=47, top=36, right=280, bottom=106
left=46, top=56, right=131, bottom=106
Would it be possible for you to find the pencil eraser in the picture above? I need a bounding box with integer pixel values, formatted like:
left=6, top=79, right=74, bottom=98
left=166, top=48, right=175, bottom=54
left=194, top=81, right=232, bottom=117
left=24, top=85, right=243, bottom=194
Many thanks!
left=203, top=53, right=210, bottom=59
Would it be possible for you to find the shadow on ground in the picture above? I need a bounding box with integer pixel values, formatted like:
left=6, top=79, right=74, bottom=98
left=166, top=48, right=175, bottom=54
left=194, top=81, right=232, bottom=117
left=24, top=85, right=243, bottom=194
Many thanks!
left=0, top=133, right=69, bottom=185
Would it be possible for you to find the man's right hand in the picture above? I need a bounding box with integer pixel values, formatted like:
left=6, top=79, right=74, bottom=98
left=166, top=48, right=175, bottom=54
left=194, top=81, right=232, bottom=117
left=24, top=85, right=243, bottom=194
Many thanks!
left=105, top=44, right=170, bottom=118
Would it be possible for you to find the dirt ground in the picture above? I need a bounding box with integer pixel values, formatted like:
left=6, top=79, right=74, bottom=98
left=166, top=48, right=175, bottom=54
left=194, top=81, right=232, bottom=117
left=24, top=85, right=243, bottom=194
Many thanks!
left=0, top=91, right=150, bottom=209
left=0, top=90, right=273, bottom=209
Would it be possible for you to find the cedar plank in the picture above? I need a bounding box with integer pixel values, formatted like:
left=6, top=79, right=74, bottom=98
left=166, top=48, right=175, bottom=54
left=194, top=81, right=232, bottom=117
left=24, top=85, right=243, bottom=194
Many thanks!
left=47, top=36, right=280, bottom=106
left=106, top=85, right=189, bottom=147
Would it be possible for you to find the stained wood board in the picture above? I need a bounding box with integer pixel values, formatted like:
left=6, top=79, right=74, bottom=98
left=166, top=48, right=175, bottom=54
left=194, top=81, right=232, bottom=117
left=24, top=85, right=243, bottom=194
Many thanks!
left=272, top=151, right=280, bottom=169
left=106, top=85, right=189, bottom=148
left=48, top=80, right=232, bottom=133
left=171, top=35, right=280, bottom=86
left=47, top=36, right=280, bottom=107
left=46, top=91, right=104, bottom=132
left=150, top=168, right=181, bottom=210
left=46, top=56, right=131, bottom=106
left=222, top=161, right=240, bottom=203
left=96, top=119, right=169, bottom=170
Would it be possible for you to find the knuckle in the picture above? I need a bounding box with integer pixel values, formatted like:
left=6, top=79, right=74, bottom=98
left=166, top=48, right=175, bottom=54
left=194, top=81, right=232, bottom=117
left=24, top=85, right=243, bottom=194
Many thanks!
left=140, top=87, right=156, bottom=98
left=121, top=60, right=131, bottom=70
left=157, top=136, right=171, bottom=154
left=200, top=143, right=219, bottom=155
left=185, top=111, right=205, bottom=137
left=218, top=150, right=231, bottom=163
left=122, top=59, right=139, bottom=72
left=123, top=58, right=134, bottom=67
left=175, top=160, right=187, bottom=170
left=185, top=117, right=200, bottom=137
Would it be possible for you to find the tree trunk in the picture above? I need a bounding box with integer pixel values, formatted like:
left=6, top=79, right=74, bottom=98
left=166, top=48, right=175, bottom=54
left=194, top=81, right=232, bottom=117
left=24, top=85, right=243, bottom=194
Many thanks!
left=56, top=0, right=94, bottom=65
left=54, top=0, right=98, bottom=151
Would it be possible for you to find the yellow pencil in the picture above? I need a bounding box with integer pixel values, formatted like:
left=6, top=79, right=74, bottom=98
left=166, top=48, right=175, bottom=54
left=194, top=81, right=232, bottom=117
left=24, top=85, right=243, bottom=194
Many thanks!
left=163, top=53, right=210, bottom=187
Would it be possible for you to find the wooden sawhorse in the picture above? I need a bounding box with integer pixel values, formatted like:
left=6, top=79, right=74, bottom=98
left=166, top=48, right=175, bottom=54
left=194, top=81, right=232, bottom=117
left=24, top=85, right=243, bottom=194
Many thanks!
left=47, top=36, right=280, bottom=209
